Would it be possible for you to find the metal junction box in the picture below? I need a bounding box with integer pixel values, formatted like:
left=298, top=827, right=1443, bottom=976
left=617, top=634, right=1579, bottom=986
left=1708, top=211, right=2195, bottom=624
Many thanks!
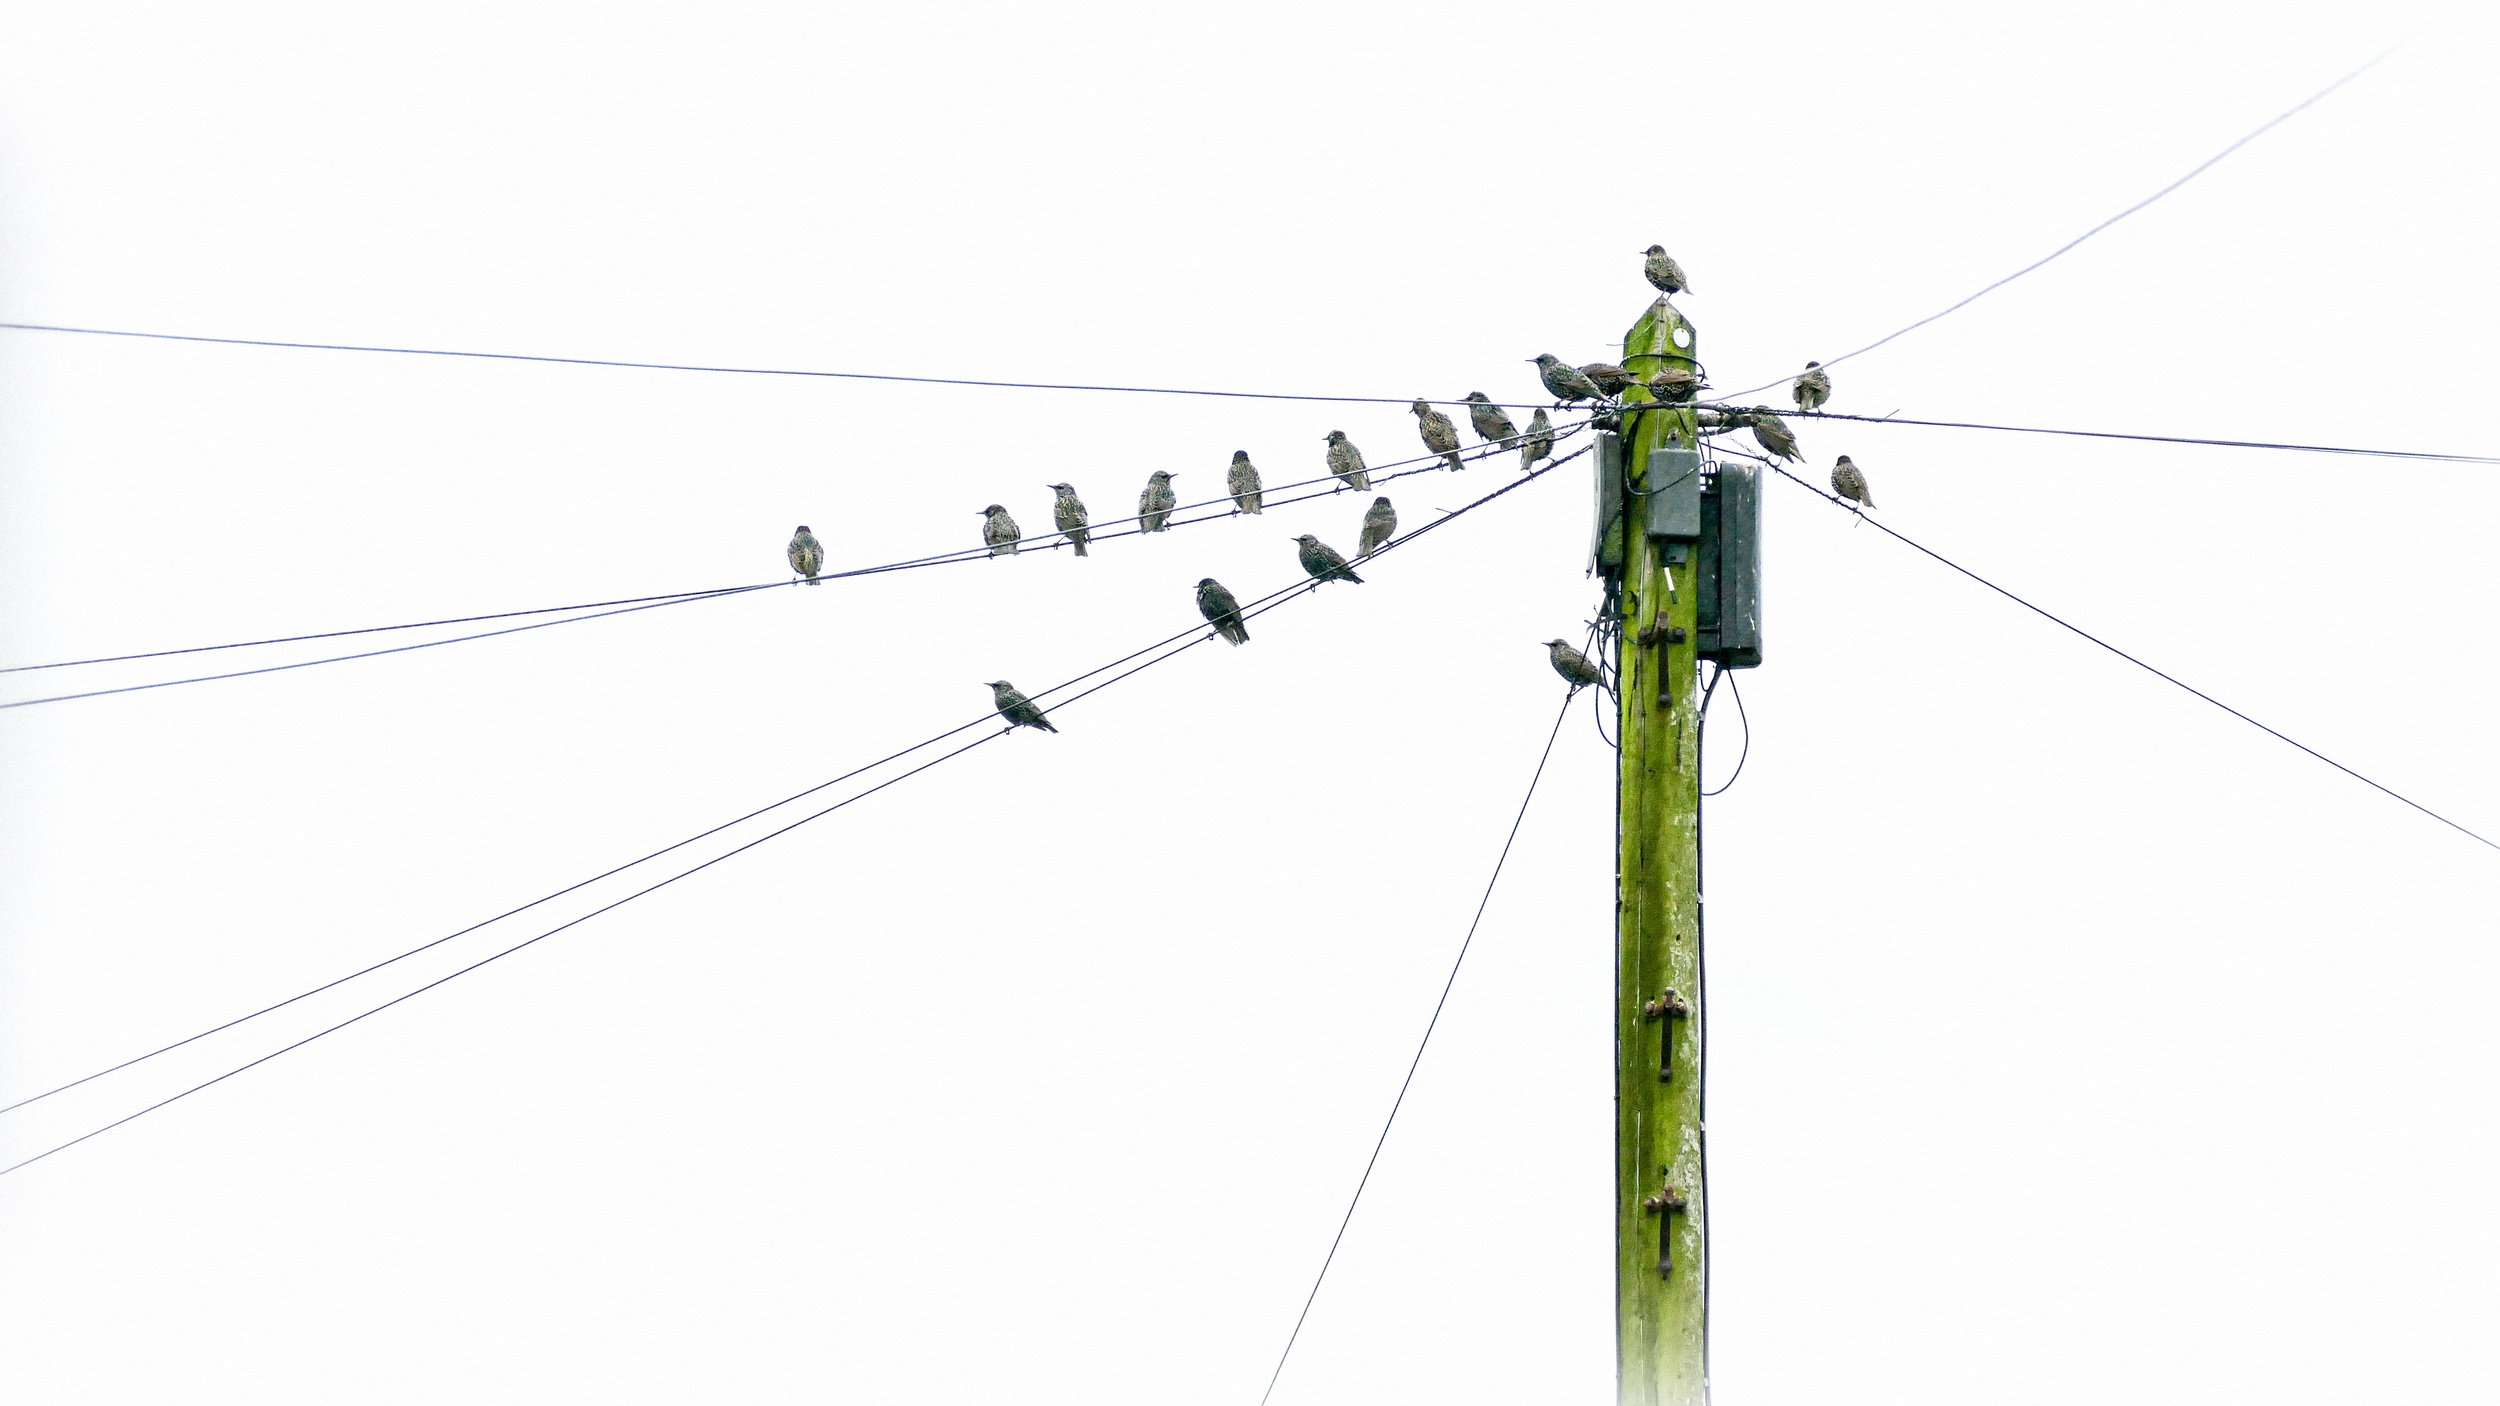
left=1696, top=461, right=1763, bottom=668
left=1644, top=447, right=1701, bottom=542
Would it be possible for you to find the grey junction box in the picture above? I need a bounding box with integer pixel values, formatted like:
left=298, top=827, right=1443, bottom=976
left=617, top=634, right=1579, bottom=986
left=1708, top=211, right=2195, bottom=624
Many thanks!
left=1696, top=460, right=1763, bottom=668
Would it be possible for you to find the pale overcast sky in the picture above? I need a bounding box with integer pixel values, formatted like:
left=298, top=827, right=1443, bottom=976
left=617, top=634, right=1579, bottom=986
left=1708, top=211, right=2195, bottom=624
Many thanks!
left=3, top=2, right=2495, bottom=1403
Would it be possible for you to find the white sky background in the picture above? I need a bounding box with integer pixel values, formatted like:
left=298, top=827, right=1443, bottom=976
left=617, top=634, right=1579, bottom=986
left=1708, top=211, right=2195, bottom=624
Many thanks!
left=2, top=1, right=2495, bottom=1401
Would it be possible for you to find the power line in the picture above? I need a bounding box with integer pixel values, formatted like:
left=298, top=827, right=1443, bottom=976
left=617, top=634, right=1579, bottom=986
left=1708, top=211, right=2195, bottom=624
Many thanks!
left=1257, top=624, right=1591, bottom=1406
left=1743, top=405, right=2500, bottom=466
left=1, top=425, right=1588, bottom=705
left=1765, top=462, right=2500, bottom=854
left=0, top=447, right=1585, bottom=1170
left=1720, top=39, right=2410, bottom=399
left=0, top=319, right=1572, bottom=411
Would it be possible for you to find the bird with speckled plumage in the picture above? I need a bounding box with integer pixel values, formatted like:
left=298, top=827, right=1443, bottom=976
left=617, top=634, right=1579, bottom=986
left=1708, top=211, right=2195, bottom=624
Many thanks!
left=1226, top=452, right=1264, bottom=515
left=987, top=680, right=1057, bottom=733
left=980, top=504, right=1020, bottom=556
left=1196, top=578, right=1250, bottom=645
left=1411, top=399, right=1464, bottom=472
left=787, top=526, right=823, bottom=584
left=1294, top=534, right=1363, bottom=586
left=1531, top=354, right=1606, bottom=405
left=1047, top=484, right=1091, bottom=556
left=1138, top=471, right=1178, bottom=532
left=1831, top=455, right=1875, bottom=511
left=1357, top=496, right=1396, bottom=558
left=1325, top=431, right=1370, bottom=492
left=1544, top=639, right=1604, bottom=691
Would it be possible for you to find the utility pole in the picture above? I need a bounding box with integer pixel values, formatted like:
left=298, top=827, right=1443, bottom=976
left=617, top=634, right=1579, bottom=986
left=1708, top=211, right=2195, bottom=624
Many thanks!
left=1612, top=295, right=1706, bottom=1405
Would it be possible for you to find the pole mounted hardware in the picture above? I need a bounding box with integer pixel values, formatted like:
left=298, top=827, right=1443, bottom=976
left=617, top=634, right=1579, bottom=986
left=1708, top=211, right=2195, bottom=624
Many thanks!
left=1642, top=1180, right=1690, bottom=1281
left=1641, top=988, right=1691, bottom=1082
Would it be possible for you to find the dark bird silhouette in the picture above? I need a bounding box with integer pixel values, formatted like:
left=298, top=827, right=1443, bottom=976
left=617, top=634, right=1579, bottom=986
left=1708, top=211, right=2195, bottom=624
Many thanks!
left=1643, top=245, right=1689, bottom=296
left=1831, top=455, right=1876, bottom=510
left=987, top=680, right=1057, bottom=733
left=1545, top=639, right=1604, bottom=691
left=1357, top=496, right=1397, bottom=558
left=1461, top=391, right=1518, bottom=447
left=1048, top=484, right=1091, bottom=556
left=1226, top=452, right=1264, bottom=514
left=1411, top=398, right=1464, bottom=472
left=1793, top=362, right=1831, bottom=413
left=1139, top=471, right=1178, bottom=532
left=1532, top=353, right=1607, bottom=405
left=1578, top=362, right=1638, bottom=396
left=980, top=504, right=1021, bottom=556
left=1748, top=412, right=1803, bottom=463
left=1294, top=534, right=1364, bottom=586
left=1196, top=578, right=1250, bottom=645
left=1325, top=431, right=1370, bottom=491
left=787, top=525, right=823, bottom=584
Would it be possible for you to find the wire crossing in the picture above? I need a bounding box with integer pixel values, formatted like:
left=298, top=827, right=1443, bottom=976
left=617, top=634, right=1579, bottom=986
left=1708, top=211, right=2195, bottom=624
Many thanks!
left=1758, top=407, right=2500, bottom=466
left=0, top=424, right=1589, bottom=707
left=0, top=445, right=1588, bottom=1176
left=1258, top=652, right=1584, bottom=1405
left=1765, top=462, right=2500, bottom=854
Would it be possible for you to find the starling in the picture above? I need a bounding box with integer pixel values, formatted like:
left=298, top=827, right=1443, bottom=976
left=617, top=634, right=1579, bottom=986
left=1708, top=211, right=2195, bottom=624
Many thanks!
left=1578, top=362, right=1638, bottom=396
left=1196, top=577, right=1250, bottom=646
left=1748, top=411, right=1803, bottom=463
left=986, top=680, right=1057, bottom=733
left=1519, top=408, right=1556, bottom=471
left=1531, top=353, right=1606, bottom=405
left=1461, top=391, right=1518, bottom=447
left=1324, top=430, right=1370, bottom=492
left=1226, top=451, right=1265, bottom=515
left=980, top=504, right=1021, bottom=556
left=1047, top=483, right=1091, bottom=557
left=1294, top=534, right=1364, bottom=586
left=1792, top=362, right=1831, bottom=413
left=1544, top=638, right=1604, bottom=691
left=787, top=525, right=823, bottom=584
left=1139, top=470, right=1178, bottom=532
left=1644, top=367, right=1704, bottom=403
left=1643, top=245, right=1689, bottom=296
left=1357, top=496, right=1397, bottom=558
left=1411, top=398, right=1464, bottom=472
left=1830, top=455, right=1876, bottom=510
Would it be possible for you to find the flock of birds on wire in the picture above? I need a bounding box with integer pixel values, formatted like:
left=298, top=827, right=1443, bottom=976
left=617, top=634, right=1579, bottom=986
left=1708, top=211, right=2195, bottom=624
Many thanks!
left=777, top=245, right=1875, bottom=735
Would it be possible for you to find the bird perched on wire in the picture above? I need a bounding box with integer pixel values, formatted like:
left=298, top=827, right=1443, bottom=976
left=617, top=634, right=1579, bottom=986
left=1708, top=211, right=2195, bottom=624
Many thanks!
left=1578, top=362, right=1638, bottom=397
left=1196, top=578, right=1250, bottom=645
left=1792, top=362, right=1831, bottom=413
left=1830, top=455, right=1876, bottom=511
left=1357, top=496, right=1397, bottom=558
left=1138, top=471, right=1178, bottom=532
left=986, top=680, right=1058, bottom=733
left=1544, top=638, right=1604, bottom=692
left=1531, top=353, right=1607, bottom=405
left=1324, top=430, right=1370, bottom=492
left=1411, top=398, right=1464, bottom=472
left=1747, top=411, right=1803, bottom=463
left=1294, top=534, right=1364, bottom=586
left=1046, top=484, right=1091, bottom=556
left=1643, top=245, right=1689, bottom=296
left=1460, top=391, right=1518, bottom=448
left=1226, top=451, right=1264, bottom=515
left=1520, top=408, right=1555, bottom=471
left=1644, top=367, right=1705, bottom=403
left=980, top=504, right=1021, bottom=556
left=787, top=525, right=823, bottom=584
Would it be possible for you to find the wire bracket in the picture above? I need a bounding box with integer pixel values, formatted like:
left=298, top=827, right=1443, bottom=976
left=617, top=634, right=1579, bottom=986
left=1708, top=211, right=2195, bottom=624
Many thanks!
left=1641, top=988, right=1691, bottom=1082
left=1642, top=1178, right=1690, bottom=1280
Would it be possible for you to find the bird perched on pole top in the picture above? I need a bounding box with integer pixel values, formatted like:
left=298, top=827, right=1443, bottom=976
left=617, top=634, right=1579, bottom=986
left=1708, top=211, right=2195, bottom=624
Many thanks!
left=787, top=525, right=823, bottom=584
left=1792, top=362, right=1831, bottom=413
left=1831, top=455, right=1876, bottom=511
left=1138, top=471, right=1178, bottom=532
left=1460, top=391, right=1518, bottom=448
left=1293, top=534, right=1364, bottom=587
left=1357, top=496, right=1397, bottom=558
left=1519, top=408, right=1555, bottom=471
left=1746, top=411, right=1803, bottom=463
left=1578, top=362, right=1638, bottom=397
left=1411, top=398, right=1464, bottom=473
left=1324, top=431, right=1370, bottom=492
left=980, top=504, right=1021, bottom=556
left=1544, top=639, right=1604, bottom=692
left=1226, top=451, right=1264, bottom=515
left=1046, top=484, right=1091, bottom=557
left=986, top=680, right=1058, bottom=733
left=1644, top=367, right=1705, bottom=403
left=1531, top=353, right=1607, bottom=405
left=1196, top=578, right=1250, bottom=646
left=1643, top=245, right=1689, bottom=296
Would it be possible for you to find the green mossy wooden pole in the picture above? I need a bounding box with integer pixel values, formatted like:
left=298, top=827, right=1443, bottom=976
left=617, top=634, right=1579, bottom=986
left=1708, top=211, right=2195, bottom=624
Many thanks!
left=1616, top=298, right=1705, bottom=1405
